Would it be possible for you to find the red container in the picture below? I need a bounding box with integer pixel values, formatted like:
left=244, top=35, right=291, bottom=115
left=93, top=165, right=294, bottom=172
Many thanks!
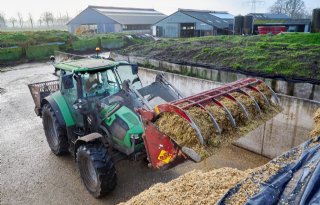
left=258, top=26, right=287, bottom=35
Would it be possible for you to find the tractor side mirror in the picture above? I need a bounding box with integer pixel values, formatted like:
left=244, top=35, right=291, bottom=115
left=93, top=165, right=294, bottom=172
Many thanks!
left=62, top=74, right=74, bottom=89
left=131, top=64, right=138, bottom=75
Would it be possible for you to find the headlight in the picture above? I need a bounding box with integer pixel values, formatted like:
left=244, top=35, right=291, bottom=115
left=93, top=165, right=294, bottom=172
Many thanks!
left=130, top=134, right=140, bottom=140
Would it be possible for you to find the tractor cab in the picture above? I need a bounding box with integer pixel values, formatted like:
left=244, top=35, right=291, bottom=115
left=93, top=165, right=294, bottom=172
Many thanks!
left=54, top=58, right=141, bottom=99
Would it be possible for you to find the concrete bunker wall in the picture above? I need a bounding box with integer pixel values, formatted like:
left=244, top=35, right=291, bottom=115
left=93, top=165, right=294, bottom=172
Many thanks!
left=111, top=52, right=320, bottom=102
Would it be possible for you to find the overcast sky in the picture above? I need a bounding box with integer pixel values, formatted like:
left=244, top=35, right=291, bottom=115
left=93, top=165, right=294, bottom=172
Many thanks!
left=1, top=0, right=320, bottom=19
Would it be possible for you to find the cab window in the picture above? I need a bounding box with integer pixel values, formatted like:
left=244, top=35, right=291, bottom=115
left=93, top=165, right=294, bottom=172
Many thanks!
left=82, top=70, right=120, bottom=97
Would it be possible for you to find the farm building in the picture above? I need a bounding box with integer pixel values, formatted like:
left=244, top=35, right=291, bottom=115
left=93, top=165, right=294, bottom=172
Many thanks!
left=249, top=13, right=311, bottom=34
left=153, top=9, right=234, bottom=38
left=67, top=6, right=166, bottom=34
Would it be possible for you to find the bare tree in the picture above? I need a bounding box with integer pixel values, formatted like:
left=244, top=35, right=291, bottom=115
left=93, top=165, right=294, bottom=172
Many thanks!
left=41, top=12, right=54, bottom=27
left=64, top=12, right=70, bottom=24
left=28, top=13, right=34, bottom=28
left=269, top=0, right=307, bottom=18
left=38, top=18, right=42, bottom=27
left=56, top=12, right=62, bottom=25
left=65, top=12, right=69, bottom=21
left=56, top=12, right=70, bottom=25
left=9, top=17, right=17, bottom=27
left=17, top=12, right=23, bottom=28
left=0, top=12, right=6, bottom=28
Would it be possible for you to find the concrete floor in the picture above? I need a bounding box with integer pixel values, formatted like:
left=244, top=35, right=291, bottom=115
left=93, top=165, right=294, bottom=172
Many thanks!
left=0, top=62, right=270, bottom=205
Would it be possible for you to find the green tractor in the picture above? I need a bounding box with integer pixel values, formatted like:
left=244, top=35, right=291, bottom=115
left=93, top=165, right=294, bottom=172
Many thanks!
left=29, top=54, right=278, bottom=198
left=28, top=56, right=184, bottom=197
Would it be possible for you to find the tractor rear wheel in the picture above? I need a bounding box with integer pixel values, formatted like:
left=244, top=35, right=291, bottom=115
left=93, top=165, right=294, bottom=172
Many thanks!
left=42, top=104, right=69, bottom=155
left=76, top=143, right=117, bottom=198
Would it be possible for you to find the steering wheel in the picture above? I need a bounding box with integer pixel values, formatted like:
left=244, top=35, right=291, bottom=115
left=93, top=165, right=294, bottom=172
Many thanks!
left=87, top=83, right=102, bottom=92
left=107, top=80, right=116, bottom=84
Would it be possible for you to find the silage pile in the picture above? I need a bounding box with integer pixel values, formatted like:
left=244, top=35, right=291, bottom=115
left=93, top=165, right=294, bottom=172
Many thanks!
left=223, top=146, right=302, bottom=204
left=120, top=147, right=304, bottom=205
left=155, top=83, right=280, bottom=157
left=119, top=168, right=250, bottom=205
left=310, top=108, right=320, bottom=137
left=120, top=139, right=309, bottom=205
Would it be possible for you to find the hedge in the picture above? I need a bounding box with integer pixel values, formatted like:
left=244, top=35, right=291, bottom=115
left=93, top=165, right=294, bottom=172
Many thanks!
left=101, top=38, right=125, bottom=49
left=0, top=47, right=23, bottom=61
left=26, top=44, right=60, bottom=60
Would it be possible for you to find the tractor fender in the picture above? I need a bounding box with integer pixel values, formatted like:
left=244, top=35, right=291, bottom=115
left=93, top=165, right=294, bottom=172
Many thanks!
left=41, top=97, right=66, bottom=127
left=74, top=133, right=103, bottom=158
left=42, top=92, right=75, bottom=128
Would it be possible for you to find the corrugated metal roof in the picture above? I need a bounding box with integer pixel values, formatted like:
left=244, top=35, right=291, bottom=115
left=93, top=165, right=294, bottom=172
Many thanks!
left=210, top=13, right=234, bottom=19
left=99, top=13, right=166, bottom=25
left=179, top=9, right=234, bottom=29
left=90, top=6, right=166, bottom=25
left=249, top=13, right=290, bottom=19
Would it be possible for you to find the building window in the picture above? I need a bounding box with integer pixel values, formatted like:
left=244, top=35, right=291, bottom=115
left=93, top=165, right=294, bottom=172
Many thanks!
left=182, top=25, right=195, bottom=30
left=123, top=24, right=151, bottom=31
left=75, top=24, right=98, bottom=35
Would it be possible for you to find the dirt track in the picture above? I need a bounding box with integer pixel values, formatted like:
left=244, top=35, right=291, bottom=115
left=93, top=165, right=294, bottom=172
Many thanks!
left=0, top=62, right=270, bottom=205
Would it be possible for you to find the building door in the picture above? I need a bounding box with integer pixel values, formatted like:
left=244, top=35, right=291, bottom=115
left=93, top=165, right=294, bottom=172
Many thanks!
left=180, top=23, right=195, bottom=38
left=156, top=26, right=163, bottom=37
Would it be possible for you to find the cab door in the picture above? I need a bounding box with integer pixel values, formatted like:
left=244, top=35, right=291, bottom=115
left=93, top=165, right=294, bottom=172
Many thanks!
left=60, top=71, right=84, bottom=126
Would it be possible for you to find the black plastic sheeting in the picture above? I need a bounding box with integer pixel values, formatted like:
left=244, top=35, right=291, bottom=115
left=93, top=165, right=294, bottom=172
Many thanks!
left=217, top=137, right=320, bottom=205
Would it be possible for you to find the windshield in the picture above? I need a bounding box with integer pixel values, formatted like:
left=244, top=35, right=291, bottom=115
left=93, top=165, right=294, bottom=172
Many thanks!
left=82, top=69, right=120, bottom=97
left=115, top=65, right=142, bottom=89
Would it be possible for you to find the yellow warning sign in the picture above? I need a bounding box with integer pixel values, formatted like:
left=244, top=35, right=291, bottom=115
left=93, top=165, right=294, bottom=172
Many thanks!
left=157, top=150, right=172, bottom=164
left=154, top=106, right=160, bottom=114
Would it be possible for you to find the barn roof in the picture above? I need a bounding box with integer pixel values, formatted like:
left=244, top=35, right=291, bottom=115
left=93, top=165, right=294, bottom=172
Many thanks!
left=89, top=6, right=166, bottom=25
left=248, top=13, right=290, bottom=20
left=177, top=9, right=234, bottom=29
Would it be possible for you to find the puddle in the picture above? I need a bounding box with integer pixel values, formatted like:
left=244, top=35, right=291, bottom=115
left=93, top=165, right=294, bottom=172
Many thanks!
left=0, top=88, right=6, bottom=95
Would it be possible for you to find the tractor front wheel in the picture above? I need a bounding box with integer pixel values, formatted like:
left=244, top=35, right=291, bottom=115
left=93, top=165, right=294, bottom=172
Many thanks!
left=76, top=143, right=117, bottom=198
left=42, top=104, right=69, bottom=155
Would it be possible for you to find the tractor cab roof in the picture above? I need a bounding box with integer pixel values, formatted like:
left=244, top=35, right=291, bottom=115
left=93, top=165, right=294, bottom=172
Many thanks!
left=54, top=58, right=121, bottom=73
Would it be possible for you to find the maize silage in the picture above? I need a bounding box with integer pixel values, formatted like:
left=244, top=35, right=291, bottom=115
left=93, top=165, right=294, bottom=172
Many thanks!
left=155, top=83, right=281, bottom=158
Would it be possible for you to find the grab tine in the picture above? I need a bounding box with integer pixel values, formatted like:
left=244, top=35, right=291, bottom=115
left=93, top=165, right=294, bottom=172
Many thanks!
left=237, top=88, right=262, bottom=114
left=186, top=100, right=222, bottom=134
left=212, top=99, right=237, bottom=128
left=223, top=93, right=250, bottom=119
left=247, top=85, right=270, bottom=107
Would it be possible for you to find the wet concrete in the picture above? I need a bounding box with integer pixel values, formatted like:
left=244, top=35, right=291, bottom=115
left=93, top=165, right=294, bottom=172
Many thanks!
left=0, top=62, right=269, bottom=205
left=236, top=95, right=320, bottom=158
